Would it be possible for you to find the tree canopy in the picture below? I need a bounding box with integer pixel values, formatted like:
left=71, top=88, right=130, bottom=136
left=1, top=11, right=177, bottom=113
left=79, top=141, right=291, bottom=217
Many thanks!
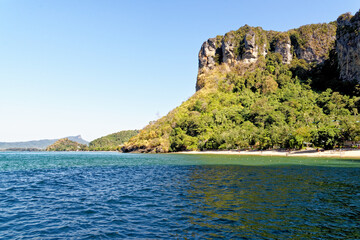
left=123, top=53, right=360, bottom=153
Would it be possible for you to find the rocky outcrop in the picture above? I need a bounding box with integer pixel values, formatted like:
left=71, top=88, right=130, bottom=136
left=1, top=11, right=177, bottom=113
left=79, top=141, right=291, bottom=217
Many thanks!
left=198, top=38, right=217, bottom=71
left=198, top=26, right=269, bottom=74
left=242, top=30, right=267, bottom=63
left=274, top=34, right=292, bottom=64
left=291, top=23, right=337, bottom=63
left=197, top=10, right=360, bottom=91
left=336, top=12, right=360, bottom=84
left=221, top=36, right=236, bottom=65
left=198, top=23, right=337, bottom=74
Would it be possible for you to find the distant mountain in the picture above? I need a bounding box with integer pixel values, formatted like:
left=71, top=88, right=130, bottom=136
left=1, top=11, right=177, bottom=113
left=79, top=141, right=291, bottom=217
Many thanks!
left=0, top=135, right=89, bottom=150
left=67, top=135, right=89, bottom=145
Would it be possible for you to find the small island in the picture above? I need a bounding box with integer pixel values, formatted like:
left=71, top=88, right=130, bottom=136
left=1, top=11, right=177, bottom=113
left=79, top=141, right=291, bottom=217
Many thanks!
left=43, top=130, right=139, bottom=152
left=46, top=138, right=88, bottom=151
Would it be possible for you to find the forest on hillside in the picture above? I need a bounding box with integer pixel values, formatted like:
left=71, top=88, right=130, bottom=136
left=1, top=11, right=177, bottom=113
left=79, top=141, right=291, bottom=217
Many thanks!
left=124, top=52, right=360, bottom=152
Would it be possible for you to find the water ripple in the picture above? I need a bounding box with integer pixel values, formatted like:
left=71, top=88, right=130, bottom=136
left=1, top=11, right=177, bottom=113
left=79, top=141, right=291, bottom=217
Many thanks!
left=0, top=152, right=359, bottom=238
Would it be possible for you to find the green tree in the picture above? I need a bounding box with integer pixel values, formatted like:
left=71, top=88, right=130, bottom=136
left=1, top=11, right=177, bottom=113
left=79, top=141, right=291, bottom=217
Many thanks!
left=311, top=126, right=341, bottom=150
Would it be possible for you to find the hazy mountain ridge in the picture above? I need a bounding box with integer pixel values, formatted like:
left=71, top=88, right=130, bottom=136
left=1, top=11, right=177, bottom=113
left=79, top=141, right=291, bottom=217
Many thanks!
left=46, top=138, right=88, bottom=151
left=0, top=135, right=88, bottom=150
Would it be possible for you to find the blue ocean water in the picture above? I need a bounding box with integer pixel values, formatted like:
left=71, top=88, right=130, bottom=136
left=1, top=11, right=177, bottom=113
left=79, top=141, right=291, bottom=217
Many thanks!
left=0, top=152, right=359, bottom=239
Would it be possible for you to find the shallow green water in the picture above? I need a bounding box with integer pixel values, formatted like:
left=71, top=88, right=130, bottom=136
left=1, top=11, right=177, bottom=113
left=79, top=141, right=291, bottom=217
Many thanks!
left=0, top=152, right=359, bottom=171
left=0, top=152, right=359, bottom=239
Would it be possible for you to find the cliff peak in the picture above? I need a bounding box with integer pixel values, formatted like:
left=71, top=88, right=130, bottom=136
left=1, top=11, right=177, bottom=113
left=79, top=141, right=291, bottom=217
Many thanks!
left=336, top=10, right=360, bottom=84
left=197, top=22, right=338, bottom=91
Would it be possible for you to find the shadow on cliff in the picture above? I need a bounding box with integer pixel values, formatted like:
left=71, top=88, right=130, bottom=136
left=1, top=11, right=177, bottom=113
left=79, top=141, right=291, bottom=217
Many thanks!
left=291, top=49, right=359, bottom=96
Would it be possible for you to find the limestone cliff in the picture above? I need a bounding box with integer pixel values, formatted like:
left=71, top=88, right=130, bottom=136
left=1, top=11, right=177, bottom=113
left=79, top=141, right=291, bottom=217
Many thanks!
left=273, top=32, right=292, bottom=64
left=197, top=22, right=337, bottom=91
left=198, top=26, right=268, bottom=71
left=337, top=11, right=360, bottom=84
left=198, top=38, right=218, bottom=70
left=289, top=23, right=337, bottom=63
left=123, top=10, right=360, bottom=154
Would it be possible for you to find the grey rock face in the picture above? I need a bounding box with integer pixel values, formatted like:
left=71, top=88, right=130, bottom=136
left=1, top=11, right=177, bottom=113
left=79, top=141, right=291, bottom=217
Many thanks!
left=222, top=35, right=236, bottom=65
left=274, top=36, right=292, bottom=64
left=198, top=24, right=336, bottom=72
left=196, top=11, right=360, bottom=92
left=336, top=12, right=360, bottom=84
left=294, top=47, right=322, bottom=63
left=292, top=23, right=336, bottom=64
left=242, top=30, right=261, bottom=63
left=198, top=38, right=217, bottom=70
left=199, top=27, right=270, bottom=73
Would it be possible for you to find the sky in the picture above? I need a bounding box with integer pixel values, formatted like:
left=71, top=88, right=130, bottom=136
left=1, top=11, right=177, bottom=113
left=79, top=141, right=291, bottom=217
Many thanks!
left=0, top=0, right=359, bottom=142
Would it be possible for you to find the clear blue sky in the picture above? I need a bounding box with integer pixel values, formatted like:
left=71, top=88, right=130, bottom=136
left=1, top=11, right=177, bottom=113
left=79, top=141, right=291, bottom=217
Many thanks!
left=0, top=0, right=358, bottom=142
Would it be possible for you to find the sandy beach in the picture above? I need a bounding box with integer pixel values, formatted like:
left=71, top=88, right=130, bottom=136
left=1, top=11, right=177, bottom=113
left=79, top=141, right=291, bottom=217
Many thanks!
left=178, top=149, right=360, bottom=159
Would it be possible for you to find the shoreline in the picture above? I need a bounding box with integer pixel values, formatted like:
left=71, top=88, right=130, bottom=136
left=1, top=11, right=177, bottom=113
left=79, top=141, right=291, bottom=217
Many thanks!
left=176, top=149, right=360, bottom=159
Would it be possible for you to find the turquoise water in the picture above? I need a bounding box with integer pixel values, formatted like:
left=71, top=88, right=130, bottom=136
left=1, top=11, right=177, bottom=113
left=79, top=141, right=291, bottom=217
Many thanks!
left=0, top=152, right=359, bottom=239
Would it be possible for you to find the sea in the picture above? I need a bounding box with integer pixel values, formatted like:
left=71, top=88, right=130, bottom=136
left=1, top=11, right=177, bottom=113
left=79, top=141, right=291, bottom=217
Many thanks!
left=0, top=152, right=359, bottom=239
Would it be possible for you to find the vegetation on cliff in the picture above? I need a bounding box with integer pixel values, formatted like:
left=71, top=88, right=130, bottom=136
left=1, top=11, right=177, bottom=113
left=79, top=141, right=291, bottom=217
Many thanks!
left=123, top=11, right=360, bottom=153
left=89, top=130, right=139, bottom=151
left=123, top=52, right=360, bottom=153
left=223, top=25, right=268, bottom=59
left=46, top=138, right=88, bottom=151
left=197, top=22, right=338, bottom=90
left=288, top=22, right=337, bottom=59
left=0, top=135, right=88, bottom=150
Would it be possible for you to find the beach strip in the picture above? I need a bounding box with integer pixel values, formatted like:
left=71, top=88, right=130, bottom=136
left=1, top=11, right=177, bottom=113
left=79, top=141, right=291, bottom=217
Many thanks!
left=177, top=149, right=360, bottom=159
